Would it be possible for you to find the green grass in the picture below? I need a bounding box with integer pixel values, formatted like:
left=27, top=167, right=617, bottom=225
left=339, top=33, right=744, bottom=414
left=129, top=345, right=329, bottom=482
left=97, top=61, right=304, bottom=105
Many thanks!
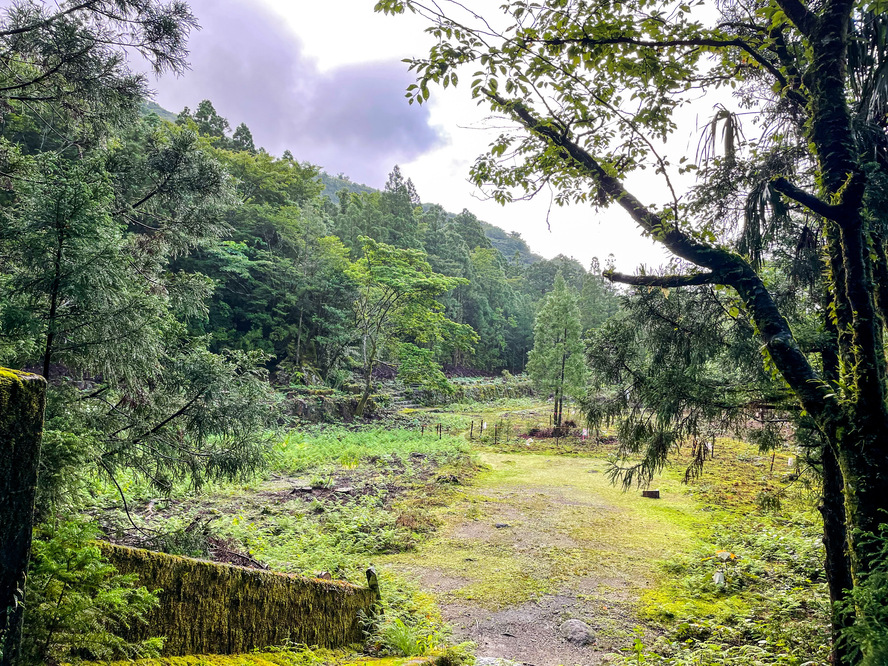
left=376, top=451, right=702, bottom=611
left=85, top=399, right=830, bottom=665
left=270, top=426, right=473, bottom=475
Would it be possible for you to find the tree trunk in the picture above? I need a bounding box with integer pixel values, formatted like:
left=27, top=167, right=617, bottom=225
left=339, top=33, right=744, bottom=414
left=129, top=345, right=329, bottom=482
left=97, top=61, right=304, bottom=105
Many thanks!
left=355, top=367, right=373, bottom=419
left=821, top=441, right=854, bottom=666
left=0, top=370, right=47, bottom=666
left=820, top=297, right=854, bottom=666
left=556, top=335, right=568, bottom=428
left=836, top=431, right=888, bottom=574
left=42, top=228, right=65, bottom=380
left=355, top=337, right=376, bottom=419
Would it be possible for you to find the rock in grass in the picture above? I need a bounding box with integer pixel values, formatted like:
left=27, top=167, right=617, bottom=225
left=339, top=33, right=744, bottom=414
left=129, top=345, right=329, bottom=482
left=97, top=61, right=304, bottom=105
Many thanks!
left=560, top=619, right=595, bottom=645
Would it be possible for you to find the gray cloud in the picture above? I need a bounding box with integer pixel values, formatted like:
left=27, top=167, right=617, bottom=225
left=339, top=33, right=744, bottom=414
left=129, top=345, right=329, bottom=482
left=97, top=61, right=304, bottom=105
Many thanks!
left=151, top=0, right=443, bottom=187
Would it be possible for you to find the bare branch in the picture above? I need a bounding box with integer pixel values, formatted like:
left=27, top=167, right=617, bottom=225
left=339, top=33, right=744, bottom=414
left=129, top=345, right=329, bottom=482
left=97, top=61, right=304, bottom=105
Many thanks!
left=604, top=271, right=721, bottom=287
left=772, top=177, right=839, bottom=218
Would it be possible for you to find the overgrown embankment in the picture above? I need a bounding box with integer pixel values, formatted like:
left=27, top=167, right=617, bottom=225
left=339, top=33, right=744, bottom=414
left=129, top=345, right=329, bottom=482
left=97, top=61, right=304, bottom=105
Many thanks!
left=408, top=377, right=534, bottom=407
left=101, top=544, right=376, bottom=656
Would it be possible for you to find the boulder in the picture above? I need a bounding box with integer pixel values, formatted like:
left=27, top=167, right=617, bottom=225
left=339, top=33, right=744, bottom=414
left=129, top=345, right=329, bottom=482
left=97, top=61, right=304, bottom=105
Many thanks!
left=559, top=619, right=595, bottom=645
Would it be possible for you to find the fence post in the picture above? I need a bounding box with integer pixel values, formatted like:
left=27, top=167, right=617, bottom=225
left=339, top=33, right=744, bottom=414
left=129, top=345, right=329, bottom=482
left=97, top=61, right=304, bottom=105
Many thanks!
left=470, top=421, right=473, bottom=439
left=0, top=369, right=47, bottom=666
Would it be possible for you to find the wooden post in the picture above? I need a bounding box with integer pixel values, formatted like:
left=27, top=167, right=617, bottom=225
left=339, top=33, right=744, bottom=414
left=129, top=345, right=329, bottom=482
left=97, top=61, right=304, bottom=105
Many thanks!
left=366, top=566, right=383, bottom=619
left=494, top=424, right=498, bottom=446
left=421, top=425, right=425, bottom=436
left=470, top=421, right=473, bottom=439
left=0, top=369, right=47, bottom=666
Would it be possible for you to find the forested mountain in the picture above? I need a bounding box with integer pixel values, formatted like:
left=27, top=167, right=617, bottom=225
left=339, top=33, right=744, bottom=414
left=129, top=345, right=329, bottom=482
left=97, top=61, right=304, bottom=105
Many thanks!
left=132, top=99, right=620, bottom=380
left=479, top=221, right=542, bottom=265
left=151, top=103, right=544, bottom=270
left=317, top=171, right=377, bottom=200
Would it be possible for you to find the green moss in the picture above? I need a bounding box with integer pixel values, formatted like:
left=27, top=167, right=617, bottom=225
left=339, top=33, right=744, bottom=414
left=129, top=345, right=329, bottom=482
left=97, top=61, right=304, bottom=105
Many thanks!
left=377, top=452, right=700, bottom=609
left=79, top=652, right=436, bottom=666
left=99, top=543, right=376, bottom=657
left=0, top=367, right=44, bottom=422
left=1, top=366, right=46, bottom=662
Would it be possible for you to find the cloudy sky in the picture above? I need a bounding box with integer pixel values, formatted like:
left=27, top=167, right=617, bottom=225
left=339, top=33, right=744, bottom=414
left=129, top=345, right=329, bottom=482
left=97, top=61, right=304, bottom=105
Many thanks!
left=149, top=0, right=681, bottom=271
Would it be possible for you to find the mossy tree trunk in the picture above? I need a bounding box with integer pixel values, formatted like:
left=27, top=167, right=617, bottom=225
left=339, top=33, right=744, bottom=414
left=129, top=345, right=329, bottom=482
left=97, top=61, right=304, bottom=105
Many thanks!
left=0, top=369, right=47, bottom=666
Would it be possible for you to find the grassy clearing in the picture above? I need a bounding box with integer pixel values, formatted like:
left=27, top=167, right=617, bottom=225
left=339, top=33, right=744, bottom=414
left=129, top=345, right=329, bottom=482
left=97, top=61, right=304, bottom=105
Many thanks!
left=614, top=438, right=830, bottom=665
left=376, top=451, right=701, bottom=614
left=270, top=426, right=473, bottom=475
left=97, top=425, right=478, bottom=581
left=86, top=422, right=480, bottom=661
left=376, top=400, right=829, bottom=664
left=86, top=399, right=829, bottom=664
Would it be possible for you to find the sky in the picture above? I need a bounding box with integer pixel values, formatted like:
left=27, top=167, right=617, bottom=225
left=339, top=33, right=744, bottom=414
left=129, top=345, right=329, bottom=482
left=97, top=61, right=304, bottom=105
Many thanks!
left=147, top=0, right=692, bottom=272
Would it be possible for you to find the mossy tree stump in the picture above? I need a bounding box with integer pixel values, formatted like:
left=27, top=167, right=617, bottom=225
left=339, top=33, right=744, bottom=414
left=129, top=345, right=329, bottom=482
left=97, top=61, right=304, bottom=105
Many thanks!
left=0, top=369, right=47, bottom=666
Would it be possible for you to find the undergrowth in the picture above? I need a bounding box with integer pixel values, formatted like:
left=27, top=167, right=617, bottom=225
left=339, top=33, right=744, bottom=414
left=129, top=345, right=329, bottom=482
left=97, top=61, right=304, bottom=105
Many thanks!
left=612, top=438, right=830, bottom=665
left=80, top=423, right=481, bottom=662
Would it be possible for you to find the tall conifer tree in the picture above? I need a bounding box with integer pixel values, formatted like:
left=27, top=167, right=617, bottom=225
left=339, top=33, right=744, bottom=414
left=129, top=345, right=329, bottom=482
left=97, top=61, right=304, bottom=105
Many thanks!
left=526, top=273, right=586, bottom=429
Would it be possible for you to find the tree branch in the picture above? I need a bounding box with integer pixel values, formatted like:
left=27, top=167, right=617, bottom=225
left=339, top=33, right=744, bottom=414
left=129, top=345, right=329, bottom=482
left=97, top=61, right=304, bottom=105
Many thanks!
left=486, top=91, right=836, bottom=424
left=773, top=0, right=816, bottom=37
left=772, top=177, right=841, bottom=219
left=604, top=271, right=721, bottom=287
left=537, top=35, right=794, bottom=98
left=772, top=175, right=866, bottom=223
left=0, top=1, right=102, bottom=37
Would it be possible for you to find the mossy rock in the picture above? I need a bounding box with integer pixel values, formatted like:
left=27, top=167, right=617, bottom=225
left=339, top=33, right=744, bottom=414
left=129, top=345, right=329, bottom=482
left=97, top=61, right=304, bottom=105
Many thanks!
left=1, top=367, right=46, bottom=661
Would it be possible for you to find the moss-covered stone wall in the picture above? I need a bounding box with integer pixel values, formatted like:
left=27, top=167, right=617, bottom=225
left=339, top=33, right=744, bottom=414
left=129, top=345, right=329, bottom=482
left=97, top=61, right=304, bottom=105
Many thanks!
left=415, top=380, right=535, bottom=406
left=0, top=368, right=46, bottom=666
left=100, top=544, right=377, bottom=657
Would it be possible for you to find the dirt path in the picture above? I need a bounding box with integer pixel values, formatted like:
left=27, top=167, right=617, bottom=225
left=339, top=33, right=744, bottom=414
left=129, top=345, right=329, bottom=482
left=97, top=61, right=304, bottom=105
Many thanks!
left=377, top=452, right=700, bottom=666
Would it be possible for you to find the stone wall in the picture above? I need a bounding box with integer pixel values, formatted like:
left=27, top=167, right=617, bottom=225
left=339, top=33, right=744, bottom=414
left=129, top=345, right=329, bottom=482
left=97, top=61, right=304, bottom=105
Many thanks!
left=101, top=543, right=377, bottom=656
left=413, top=379, right=535, bottom=406
left=0, top=369, right=46, bottom=666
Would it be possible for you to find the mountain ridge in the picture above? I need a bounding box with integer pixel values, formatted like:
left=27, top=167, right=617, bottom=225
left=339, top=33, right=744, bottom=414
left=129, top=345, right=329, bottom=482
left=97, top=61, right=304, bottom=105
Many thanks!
left=318, top=172, right=542, bottom=265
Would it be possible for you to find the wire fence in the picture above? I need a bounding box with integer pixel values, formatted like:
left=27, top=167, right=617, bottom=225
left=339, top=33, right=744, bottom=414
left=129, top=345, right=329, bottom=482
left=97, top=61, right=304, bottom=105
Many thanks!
left=415, top=412, right=597, bottom=448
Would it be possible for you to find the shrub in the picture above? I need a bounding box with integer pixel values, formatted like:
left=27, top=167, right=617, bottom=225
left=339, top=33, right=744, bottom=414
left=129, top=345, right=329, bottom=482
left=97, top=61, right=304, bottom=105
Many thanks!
left=19, top=519, right=161, bottom=664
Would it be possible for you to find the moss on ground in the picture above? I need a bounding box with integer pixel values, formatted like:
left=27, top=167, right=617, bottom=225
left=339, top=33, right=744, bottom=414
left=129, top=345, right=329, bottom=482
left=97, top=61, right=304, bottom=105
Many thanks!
left=377, top=451, right=701, bottom=610
left=79, top=654, right=424, bottom=666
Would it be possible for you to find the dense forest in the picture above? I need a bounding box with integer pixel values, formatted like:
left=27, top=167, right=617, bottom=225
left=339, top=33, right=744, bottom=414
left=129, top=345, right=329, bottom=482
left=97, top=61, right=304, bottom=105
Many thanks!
left=0, top=4, right=618, bottom=658
left=5, top=0, right=888, bottom=665
left=0, top=83, right=622, bottom=478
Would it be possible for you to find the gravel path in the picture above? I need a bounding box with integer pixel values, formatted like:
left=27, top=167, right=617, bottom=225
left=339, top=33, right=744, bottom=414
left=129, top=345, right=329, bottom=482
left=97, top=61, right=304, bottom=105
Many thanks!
left=378, top=453, right=699, bottom=666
